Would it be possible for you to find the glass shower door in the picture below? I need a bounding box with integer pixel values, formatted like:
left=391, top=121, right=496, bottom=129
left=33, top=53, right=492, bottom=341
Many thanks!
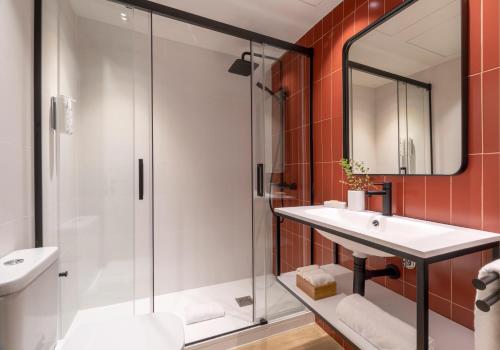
left=48, top=0, right=152, bottom=336
left=251, top=43, right=308, bottom=323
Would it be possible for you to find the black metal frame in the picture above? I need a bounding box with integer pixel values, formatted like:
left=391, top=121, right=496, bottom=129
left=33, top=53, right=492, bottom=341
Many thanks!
left=342, top=0, right=469, bottom=176
left=275, top=210, right=500, bottom=350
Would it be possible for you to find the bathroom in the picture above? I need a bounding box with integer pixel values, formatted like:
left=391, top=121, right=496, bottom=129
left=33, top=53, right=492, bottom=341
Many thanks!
left=0, top=0, right=498, bottom=349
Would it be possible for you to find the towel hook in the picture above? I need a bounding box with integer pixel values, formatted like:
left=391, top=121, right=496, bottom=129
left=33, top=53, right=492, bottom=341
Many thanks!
left=475, top=290, right=499, bottom=312
left=473, top=272, right=499, bottom=290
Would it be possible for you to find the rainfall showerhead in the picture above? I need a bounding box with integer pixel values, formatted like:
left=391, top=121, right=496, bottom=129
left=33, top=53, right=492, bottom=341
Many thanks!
left=228, top=58, right=259, bottom=77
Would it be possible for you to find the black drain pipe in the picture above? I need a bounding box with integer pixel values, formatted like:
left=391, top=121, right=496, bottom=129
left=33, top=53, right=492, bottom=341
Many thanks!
left=353, top=256, right=401, bottom=296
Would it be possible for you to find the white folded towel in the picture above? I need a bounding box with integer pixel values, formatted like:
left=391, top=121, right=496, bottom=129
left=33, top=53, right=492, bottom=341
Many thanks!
left=474, top=259, right=500, bottom=350
left=337, top=294, right=435, bottom=350
left=296, top=265, right=320, bottom=277
left=302, top=268, right=335, bottom=287
left=184, top=302, right=225, bottom=325
left=324, top=200, right=347, bottom=209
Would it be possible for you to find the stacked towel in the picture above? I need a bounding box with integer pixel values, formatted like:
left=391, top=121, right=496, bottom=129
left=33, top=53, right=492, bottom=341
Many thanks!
left=296, top=265, right=320, bottom=276
left=474, top=259, right=500, bottom=350
left=184, top=302, right=225, bottom=325
left=296, top=265, right=335, bottom=287
left=336, top=294, right=435, bottom=350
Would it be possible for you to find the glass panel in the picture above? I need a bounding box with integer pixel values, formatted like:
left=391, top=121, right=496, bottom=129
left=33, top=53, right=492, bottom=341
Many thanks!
left=251, top=44, right=308, bottom=322
left=47, top=0, right=151, bottom=337
left=152, top=15, right=254, bottom=344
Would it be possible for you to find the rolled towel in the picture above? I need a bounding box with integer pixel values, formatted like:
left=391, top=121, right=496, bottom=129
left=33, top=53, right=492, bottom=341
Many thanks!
left=302, top=268, right=335, bottom=287
left=336, top=294, right=434, bottom=350
left=184, top=302, right=225, bottom=325
left=296, top=264, right=319, bottom=277
left=474, top=259, right=500, bottom=350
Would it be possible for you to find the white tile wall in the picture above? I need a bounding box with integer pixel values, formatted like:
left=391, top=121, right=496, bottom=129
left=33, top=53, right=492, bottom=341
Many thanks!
left=0, top=0, right=34, bottom=257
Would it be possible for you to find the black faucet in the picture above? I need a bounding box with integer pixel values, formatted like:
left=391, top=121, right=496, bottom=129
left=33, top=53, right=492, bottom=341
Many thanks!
left=366, top=182, right=392, bottom=216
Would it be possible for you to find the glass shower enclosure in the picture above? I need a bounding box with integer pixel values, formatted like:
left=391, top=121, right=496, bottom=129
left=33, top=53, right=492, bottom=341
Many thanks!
left=39, top=0, right=312, bottom=346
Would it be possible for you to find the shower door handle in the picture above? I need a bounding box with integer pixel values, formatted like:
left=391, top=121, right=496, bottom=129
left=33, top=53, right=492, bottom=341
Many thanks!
left=257, top=163, right=264, bottom=197
left=139, top=159, right=144, bottom=200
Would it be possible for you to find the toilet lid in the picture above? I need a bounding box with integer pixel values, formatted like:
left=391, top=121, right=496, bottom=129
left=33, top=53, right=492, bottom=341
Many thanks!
left=62, top=313, right=184, bottom=350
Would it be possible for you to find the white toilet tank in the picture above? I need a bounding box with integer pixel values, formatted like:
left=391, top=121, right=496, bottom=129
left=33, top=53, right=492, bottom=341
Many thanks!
left=0, top=247, right=59, bottom=350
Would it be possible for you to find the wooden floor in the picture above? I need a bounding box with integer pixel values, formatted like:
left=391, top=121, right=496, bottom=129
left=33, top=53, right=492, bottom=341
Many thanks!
left=232, top=324, right=343, bottom=350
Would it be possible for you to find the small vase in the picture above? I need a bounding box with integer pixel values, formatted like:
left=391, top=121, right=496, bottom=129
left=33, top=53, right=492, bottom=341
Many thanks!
left=348, top=190, right=366, bottom=211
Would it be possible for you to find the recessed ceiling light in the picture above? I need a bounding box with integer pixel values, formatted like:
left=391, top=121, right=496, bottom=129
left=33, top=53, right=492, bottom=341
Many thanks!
left=121, top=13, right=128, bottom=21
left=298, top=0, right=326, bottom=7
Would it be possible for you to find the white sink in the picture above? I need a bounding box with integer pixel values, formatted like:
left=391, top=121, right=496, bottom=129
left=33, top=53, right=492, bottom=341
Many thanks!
left=309, top=208, right=394, bottom=257
left=275, top=206, right=500, bottom=259
left=309, top=207, right=456, bottom=257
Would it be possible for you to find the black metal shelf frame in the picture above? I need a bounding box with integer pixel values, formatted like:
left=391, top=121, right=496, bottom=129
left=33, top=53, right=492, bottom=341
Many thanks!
left=275, top=210, right=500, bottom=350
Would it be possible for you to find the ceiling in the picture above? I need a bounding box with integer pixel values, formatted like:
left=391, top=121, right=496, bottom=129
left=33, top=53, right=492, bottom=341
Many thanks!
left=150, top=0, right=342, bottom=44
left=70, top=0, right=341, bottom=60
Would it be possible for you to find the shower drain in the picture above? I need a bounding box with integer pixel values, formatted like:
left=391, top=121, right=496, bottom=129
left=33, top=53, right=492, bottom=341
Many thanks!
left=235, top=296, right=253, bottom=307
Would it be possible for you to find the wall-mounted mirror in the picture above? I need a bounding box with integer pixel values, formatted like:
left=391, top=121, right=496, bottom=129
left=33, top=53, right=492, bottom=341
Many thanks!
left=343, top=0, right=467, bottom=175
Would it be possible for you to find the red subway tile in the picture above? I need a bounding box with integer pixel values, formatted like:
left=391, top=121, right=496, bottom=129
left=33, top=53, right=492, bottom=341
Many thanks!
left=344, top=0, right=356, bottom=16
left=332, top=3, right=344, bottom=25
left=429, top=260, right=451, bottom=300
left=354, top=1, right=369, bottom=33
left=451, top=155, right=482, bottom=229
left=368, top=0, right=384, bottom=23
left=483, top=68, right=500, bottom=153
left=404, top=176, right=425, bottom=219
left=313, top=19, right=323, bottom=43
left=323, top=162, right=333, bottom=200
left=322, top=119, right=333, bottom=162
left=483, top=0, right=500, bottom=71
left=322, top=10, right=333, bottom=35
left=321, top=75, right=332, bottom=119
left=332, top=161, right=344, bottom=200
left=429, top=294, right=452, bottom=319
left=313, top=40, right=323, bottom=82
left=332, top=24, right=343, bottom=72
left=468, top=0, right=481, bottom=75
left=313, top=80, right=322, bottom=122
left=483, top=153, right=500, bottom=232
left=385, top=0, right=403, bottom=13
left=314, top=162, right=323, bottom=204
left=322, top=32, right=333, bottom=78
left=332, top=70, right=343, bottom=118
left=332, top=117, right=343, bottom=162
left=425, top=176, right=451, bottom=224
left=313, top=123, right=322, bottom=165
left=468, top=75, right=482, bottom=154
left=451, top=252, right=482, bottom=310
left=342, top=14, right=355, bottom=44
left=451, top=304, right=474, bottom=330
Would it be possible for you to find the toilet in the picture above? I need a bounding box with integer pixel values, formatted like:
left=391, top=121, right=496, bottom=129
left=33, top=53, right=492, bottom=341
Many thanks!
left=0, top=247, right=59, bottom=350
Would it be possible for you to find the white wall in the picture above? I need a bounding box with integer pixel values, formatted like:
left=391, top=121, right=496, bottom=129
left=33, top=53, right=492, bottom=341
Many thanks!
left=351, top=85, right=376, bottom=171
left=0, top=0, right=34, bottom=258
left=153, top=35, right=253, bottom=294
left=412, top=58, right=461, bottom=174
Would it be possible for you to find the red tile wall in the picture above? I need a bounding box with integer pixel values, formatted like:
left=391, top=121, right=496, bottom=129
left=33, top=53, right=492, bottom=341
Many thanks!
left=279, top=0, right=500, bottom=341
left=271, top=51, right=313, bottom=275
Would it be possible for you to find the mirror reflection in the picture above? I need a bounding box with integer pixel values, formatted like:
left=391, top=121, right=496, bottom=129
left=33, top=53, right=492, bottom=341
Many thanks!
left=346, top=0, right=464, bottom=175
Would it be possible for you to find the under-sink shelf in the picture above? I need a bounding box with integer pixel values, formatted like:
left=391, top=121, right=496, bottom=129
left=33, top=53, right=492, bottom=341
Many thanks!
left=277, top=264, right=473, bottom=350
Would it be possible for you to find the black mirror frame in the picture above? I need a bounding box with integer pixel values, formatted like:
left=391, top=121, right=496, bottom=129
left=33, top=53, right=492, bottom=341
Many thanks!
left=342, top=0, right=469, bottom=176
